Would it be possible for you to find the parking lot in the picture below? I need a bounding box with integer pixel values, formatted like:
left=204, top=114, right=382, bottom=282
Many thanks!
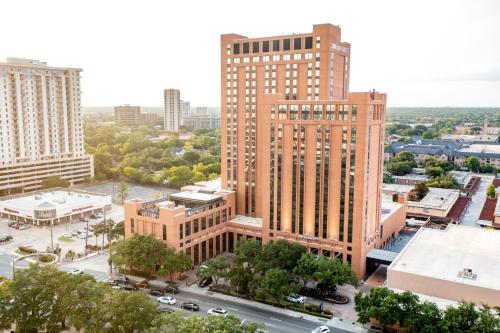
left=76, top=181, right=179, bottom=203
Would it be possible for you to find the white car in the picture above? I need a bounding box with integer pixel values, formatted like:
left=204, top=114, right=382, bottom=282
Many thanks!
left=157, top=296, right=176, bottom=305
left=18, top=224, right=31, bottom=230
left=207, top=308, right=227, bottom=316
left=62, top=233, right=73, bottom=238
left=68, top=268, right=84, bottom=275
left=286, top=294, right=306, bottom=304
left=311, top=326, right=330, bottom=333
left=76, top=233, right=87, bottom=239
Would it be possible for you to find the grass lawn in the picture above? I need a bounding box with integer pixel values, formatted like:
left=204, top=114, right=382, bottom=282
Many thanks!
left=57, top=236, right=75, bottom=243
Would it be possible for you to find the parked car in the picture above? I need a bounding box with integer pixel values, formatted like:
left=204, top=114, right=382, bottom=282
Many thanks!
left=113, top=275, right=129, bottom=284
left=157, top=296, right=176, bottom=305
left=207, top=308, right=227, bottom=316
left=79, top=217, right=88, bottom=222
left=164, top=285, right=179, bottom=294
left=90, top=214, right=97, bottom=219
left=181, top=302, right=199, bottom=311
left=18, top=224, right=30, bottom=230
left=68, top=268, right=84, bottom=275
left=70, top=230, right=79, bottom=237
left=149, top=290, right=163, bottom=297
left=122, top=284, right=138, bottom=291
left=95, top=213, right=103, bottom=218
left=311, top=326, right=330, bottom=333
left=8, top=222, right=17, bottom=227
left=112, top=285, right=123, bottom=290
left=286, top=294, right=306, bottom=304
left=62, top=233, right=73, bottom=238
left=198, top=276, right=213, bottom=288
left=76, top=233, right=87, bottom=239
left=0, top=235, right=13, bottom=242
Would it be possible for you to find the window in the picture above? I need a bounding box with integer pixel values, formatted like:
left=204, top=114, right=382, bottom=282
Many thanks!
left=294, top=38, right=302, bottom=50
left=162, top=225, right=167, bottom=240
left=130, top=218, right=134, bottom=233
left=272, top=40, right=280, bottom=51
left=201, top=216, right=206, bottom=230
left=216, top=211, right=221, bottom=224
left=243, top=42, right=249, bottom=54
left=252, top=41, right=259, bottom=53
left=263, top=41, right=270, bottom=52
left=179, top=224, right=183, bottom=239
left=194, top=219, right=199, bottom=233
left=283, top=39, right=290, bottom=51
left=185, top=221, right=191, bottom=237
left=233, top=43, right=240, bottom=54
left=305, top=37, right=313, bottom=49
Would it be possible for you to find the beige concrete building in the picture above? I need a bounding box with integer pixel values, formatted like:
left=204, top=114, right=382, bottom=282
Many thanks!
left=114, top=105, right=158, bottom=126
left=387, top=225, right=500, bottom=307
left=0, top=58, right=93, bottom=196
left=406, top=188, right=459, bottom=217
left=124, top=24, right=389, bottom=277
left=164, top=89, right=181, bottom=132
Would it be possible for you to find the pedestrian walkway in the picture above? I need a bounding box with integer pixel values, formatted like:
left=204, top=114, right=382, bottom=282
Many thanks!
left=182, top=284, right=366, bottom=332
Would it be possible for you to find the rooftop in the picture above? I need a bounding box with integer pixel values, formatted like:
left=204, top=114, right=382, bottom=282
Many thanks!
left=382, top=183, right=415, bottom=195
left=393, top=174, right=429, bottom=181
left=449, top=170, right=472, bottom=185
left=230, top=215, right=263, bottom=228
left=381, top=195, right=404, bottom=222
left=0, top=189, right=109, bottom=210
left=495, top=196, right=500, bottom=217
left=479, top=198, right=497, bottom=222
left=408, top=187, right=460, bottom=211
left=389, top=225, right=500, bottom=291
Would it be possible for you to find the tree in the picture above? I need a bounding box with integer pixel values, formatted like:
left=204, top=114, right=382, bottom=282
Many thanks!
left=439, top=302, right=479, bottom=332
left=199, top=257, right=229, bottom=286
left=183, top=150, right=200, bottom=164
left=313, top=256, right=358, bottom=288
left=385, top=161, right=414, bottom=176
left=118, top=180, right=128, bottom=204
left=383, top=171, right=394, bottom=184
left=425, top=166, right=445, bottom=177
left=407, top=301, right=442, bottom=333
left=408, top=182, right=429, bottom=201
left=258, top=239, right=306, bottom=273
left=159, top=248, right=193, bottom=282
left=487, top=184, right=496, bottom=198
left=41, top=176, right=69, bottom=189
left=86, top=290, right=158, bottom=333
left=229, top=266, right=255, bottom=295
left=257, top=268, right=299, bottom=305
left=110, top=234, right=166, bottom=274
left=464, top=156, right=481, bottom=172
left=294, top=253, right=318, bottom=287
left=234, top=238, right=262, bottom=271
left=152, top=311, right=263, bottom=333
left=397, top=151, right=417, bottom=166
left=426, top=174, right=459, bottom=189
left=165, top=165, right=193, bottom=188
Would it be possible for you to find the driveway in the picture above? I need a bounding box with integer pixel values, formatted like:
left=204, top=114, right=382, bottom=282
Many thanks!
left=460, top=176, right=493, bottom=226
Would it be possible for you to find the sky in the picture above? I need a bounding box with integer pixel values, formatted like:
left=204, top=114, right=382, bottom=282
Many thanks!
left=1, top=0, right=499, bottom=107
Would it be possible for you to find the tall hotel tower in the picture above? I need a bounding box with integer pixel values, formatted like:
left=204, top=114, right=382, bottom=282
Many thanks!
left=0, top=58, right=93, bottom=195
left=221, top=24, right=386, bottom=275
left=164, top=88, right=181, bottom=132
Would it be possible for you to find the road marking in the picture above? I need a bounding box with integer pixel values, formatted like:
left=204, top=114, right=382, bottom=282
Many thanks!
left=226, top=306, right=239, bottom=311
left=269, top=317, right=282, bottom=322
left=187, top=297, right=198, bottom=301
left=265, top=323, right=277, bottom=327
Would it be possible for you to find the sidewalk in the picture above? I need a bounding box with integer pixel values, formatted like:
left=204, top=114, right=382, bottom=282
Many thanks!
left=182, top=284, right=366, bottom=333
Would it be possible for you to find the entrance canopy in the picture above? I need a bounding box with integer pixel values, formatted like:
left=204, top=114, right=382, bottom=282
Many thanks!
left=367, top=248, right=399, bottom=265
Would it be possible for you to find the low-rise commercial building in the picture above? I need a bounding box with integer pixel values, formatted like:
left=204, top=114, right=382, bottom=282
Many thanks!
left=451, top=142, right=500, bottom=168
left=114, top=105, right=158, bottom=126
left=387, top=225, right=500, bottom=307
left=0, top=188, right=111, bottom=225
left=384, top=138, right=462, bottom=162
left=378, top=195, right=406, bottom=249
left=392, top=174, right=428, bottom=186
left=406, top=188, right=460, bottom=217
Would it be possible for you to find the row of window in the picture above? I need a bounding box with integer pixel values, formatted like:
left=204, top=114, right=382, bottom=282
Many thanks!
left=180, top=207, right=231, bottom=239
left=233, top=36, right=315, bottom=55
left=230, top=53, right=315, bottom=64
left=272, top=104, right=358, bottom=121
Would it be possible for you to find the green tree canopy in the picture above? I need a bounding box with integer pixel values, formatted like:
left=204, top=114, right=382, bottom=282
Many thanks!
left=110, top=234, right=166, bottom=274
left=41, top=176, right=69, bottom=189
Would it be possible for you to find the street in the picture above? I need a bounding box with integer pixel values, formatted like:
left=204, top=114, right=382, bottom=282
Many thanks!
left=461, top=176, right=493, bottom=226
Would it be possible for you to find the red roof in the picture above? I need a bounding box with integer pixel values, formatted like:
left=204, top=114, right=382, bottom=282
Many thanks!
left=446, top=196, right=471, bottom=222
left=479, top=198, right=497, bottom=222
left=492, top=178, right=500, bottom=187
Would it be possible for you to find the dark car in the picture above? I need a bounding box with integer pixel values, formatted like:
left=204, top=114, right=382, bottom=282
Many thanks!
left=112, top=275, right=129, bottom=284
left=198, top=276, right=213, bottom=288
left=0, top=235, right=13, bottom=242
left=181, top=302, right=199, bottom=311
left=149, top=290, right=164, bottom=297
left=122, top=284, right=138, bottom=291
left=8, top=222, right=17, bottom=227
left=164, top=285, right=179, bottom=294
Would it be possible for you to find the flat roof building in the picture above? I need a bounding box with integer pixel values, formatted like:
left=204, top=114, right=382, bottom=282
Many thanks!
left=392, top=174, right=429, bottom=186
left=387, top=225, right=500, bottom=306
left=0, top=58, right=93, bottom=195
left=0, top=188, right=111, bottom=225
left=407, top=188, right=459, bottom=217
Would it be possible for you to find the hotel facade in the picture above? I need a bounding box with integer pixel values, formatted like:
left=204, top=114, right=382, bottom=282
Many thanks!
left=0, top=58, right=93, bottom=196
left=125, top=24, right=387, bottom=277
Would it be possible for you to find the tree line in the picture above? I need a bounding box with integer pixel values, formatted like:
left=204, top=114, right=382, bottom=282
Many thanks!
left=85, top=124, right=221, bottom=188
left=354, top=287, right=500, bottom=333
left=0, top=264, right=261, bottom=333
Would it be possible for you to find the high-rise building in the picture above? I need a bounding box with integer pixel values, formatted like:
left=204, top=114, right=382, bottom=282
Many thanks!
left=114, top=104, right=158, bottom=126
left=221, top=24, right=386, bottom=276
left=123, top=24, right=388, bottom=277
left=164, top=89, right=181, bottom=132
left=180, top=100, right=191, bottom=117
left=0, top=58, right=94, bottom=195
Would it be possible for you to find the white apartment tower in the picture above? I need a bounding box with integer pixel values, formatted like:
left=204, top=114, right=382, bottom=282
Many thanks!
left=0, top=58, right=94, bottom=195
left=164, top=88, right=181, bottom=132
left=180, top=100, right=191, bottom=117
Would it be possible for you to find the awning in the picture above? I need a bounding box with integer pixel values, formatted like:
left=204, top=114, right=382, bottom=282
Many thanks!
left=367, top=248, right=399, bottom=265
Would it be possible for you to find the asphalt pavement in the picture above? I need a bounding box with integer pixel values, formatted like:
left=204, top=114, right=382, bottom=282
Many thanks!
left=153, top=290, right=353, bottom=333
